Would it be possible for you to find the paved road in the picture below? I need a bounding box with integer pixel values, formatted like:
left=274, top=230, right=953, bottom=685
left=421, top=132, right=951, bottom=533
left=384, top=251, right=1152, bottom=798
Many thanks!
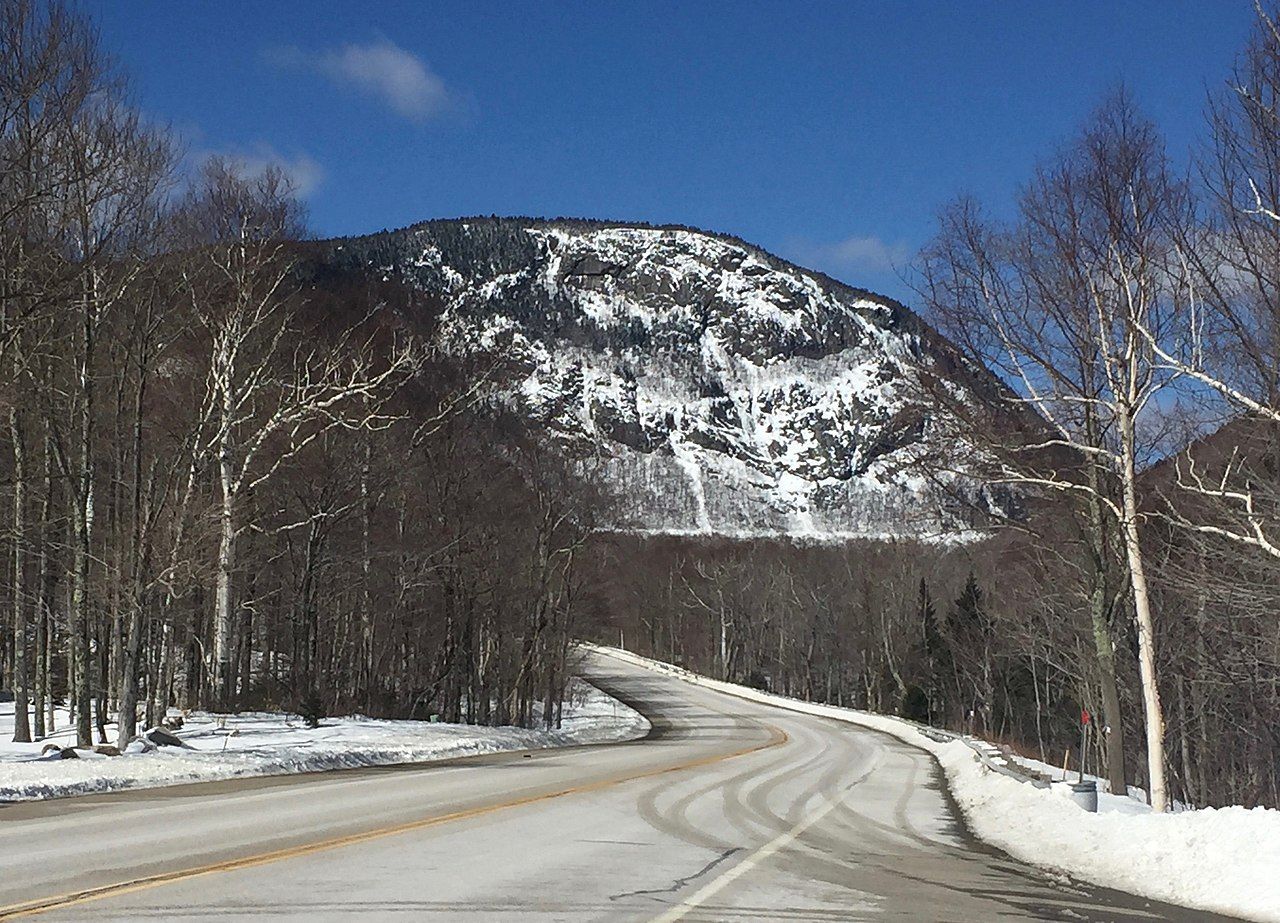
left=0, top=650, right=1234, bottom=921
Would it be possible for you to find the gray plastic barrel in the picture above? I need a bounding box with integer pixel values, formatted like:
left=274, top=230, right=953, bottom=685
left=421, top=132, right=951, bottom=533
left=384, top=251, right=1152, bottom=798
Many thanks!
left=1069, top=780, right=1098, bottom=812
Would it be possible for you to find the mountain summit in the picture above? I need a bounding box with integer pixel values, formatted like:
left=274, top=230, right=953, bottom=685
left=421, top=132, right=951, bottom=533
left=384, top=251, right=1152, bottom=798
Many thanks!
left=327, top=217, right=1010, bottom=539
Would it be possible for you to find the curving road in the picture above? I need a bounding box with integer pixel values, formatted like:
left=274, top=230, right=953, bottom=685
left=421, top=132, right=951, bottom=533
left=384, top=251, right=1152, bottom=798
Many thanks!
left=0, top=650, right=1233, bottom=921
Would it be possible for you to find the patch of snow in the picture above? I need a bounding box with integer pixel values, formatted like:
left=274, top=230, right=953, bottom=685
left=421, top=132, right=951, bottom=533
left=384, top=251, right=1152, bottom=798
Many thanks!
left=0, top=677, right=648, bottom=803
left=670, top=440, right=712, bottom=531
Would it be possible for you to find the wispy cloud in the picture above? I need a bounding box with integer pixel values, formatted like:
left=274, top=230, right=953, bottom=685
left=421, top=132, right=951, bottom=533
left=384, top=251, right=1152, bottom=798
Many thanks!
left=268, top=39, right=451, bottom=123
left=797, top=234, right=912, bottom=276
left=193, top=144, right=325, bottom=198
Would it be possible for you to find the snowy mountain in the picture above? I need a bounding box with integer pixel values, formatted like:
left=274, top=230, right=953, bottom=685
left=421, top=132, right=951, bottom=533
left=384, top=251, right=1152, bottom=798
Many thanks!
left=325, top=218, right=1016, bottom=539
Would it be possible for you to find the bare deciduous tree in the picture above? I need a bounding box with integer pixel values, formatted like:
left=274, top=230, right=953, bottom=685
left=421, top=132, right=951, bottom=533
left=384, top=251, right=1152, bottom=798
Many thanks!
left=917, top=92, right=1192, bottom=811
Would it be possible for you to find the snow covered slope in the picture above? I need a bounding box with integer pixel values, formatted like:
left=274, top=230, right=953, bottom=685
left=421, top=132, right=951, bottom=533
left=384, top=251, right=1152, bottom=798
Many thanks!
left=327, top=218, right=1017, bottom=539
left=0, top=678, right=648, bottom=802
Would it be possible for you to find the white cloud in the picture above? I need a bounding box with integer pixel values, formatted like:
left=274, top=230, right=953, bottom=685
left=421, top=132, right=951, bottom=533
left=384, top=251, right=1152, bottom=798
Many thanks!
left=802, top=234, right=911, bottom=276
left=270, top=40, right=450, bottom=123
left=193, top=144, right=325, bottom=198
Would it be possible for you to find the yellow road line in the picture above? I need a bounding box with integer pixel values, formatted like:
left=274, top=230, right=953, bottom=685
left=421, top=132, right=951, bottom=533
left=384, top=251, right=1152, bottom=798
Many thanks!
left=0, top=723, right=788, bottom=920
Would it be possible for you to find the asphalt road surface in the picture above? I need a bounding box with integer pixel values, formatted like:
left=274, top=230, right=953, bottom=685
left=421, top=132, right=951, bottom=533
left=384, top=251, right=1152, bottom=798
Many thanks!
left=0, top=650, right=1236, bottom=921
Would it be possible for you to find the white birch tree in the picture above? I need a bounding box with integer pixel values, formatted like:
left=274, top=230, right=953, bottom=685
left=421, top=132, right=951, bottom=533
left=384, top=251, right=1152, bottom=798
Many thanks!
left=178, top=158, right=412, bottom=706
left=918, top=91, right=1192, bottom=811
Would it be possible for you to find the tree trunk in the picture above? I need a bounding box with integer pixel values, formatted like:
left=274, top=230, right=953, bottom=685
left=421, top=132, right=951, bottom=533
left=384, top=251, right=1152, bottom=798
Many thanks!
left=32, top=583, right=46, bottom=741
left=10, top=408, right=30, bottom=743
left=213, top=465, right=235, bottom=708
left=116, top=584, right=147, bottom=748
left=1076, top=414, right=1129, bottom=795
left=95, top=635, right=108, bottom=745
left=1095, top=625, right=1128, bottom=795
left=70, top=481, right=93, bottom=748
left=359, top=441, right=373, bottom=705
left=1086, top=529, right=1128, bottom=795
left=33, top=429, right=53, bottom=740
left=1120, top=410, right=1168, bottom=812
left=68, top=272, right=98, bottom=748
left=150, top=619, right=175, bottom=725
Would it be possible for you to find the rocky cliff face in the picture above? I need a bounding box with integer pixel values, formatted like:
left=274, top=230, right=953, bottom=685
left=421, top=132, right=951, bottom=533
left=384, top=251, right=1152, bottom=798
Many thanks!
left=326, top=217, right=1012, bottom=539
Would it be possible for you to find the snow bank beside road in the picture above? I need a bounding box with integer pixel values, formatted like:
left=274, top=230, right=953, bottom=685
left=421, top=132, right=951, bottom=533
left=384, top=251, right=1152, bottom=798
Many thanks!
left=590, top=643, right=1280, bottom=923
left=0, top=677, right=648, bottom=802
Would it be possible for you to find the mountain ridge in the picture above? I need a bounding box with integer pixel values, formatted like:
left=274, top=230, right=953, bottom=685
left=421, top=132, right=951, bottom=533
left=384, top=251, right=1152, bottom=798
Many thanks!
left=318, top=216, right=1019, bottom=539
left=326, top=215, right=992, bottom=380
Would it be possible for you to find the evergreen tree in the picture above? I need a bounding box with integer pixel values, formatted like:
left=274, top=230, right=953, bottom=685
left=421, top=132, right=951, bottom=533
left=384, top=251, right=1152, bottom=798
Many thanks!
left=947, top=571, right=995, bottom=733
left=918, top=578, right=948, bottom=726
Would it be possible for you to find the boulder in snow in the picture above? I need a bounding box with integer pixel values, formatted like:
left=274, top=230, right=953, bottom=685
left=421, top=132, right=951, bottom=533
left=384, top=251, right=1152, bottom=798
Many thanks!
left=142, top=727, right=192, bottom=749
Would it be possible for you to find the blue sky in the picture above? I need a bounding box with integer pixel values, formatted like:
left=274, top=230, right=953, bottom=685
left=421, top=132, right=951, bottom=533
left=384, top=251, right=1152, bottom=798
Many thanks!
left=92, top=2, right=1256, bottom=304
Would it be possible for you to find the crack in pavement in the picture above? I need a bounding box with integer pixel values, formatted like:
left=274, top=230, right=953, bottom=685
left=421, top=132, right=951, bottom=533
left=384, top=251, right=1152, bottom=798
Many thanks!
left=608, top=847, right=742, bottom=902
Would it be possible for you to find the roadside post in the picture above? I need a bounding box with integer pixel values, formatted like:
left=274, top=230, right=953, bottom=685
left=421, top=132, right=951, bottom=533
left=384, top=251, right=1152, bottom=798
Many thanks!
left=1078, top=709, right=1089, bottom=784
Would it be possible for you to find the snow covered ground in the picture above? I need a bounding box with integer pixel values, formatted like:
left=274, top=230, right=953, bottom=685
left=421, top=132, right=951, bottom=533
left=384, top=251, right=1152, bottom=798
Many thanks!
left=590, top=643, right=1280, bottom=923
left=0, top=677, right=649, bottom=803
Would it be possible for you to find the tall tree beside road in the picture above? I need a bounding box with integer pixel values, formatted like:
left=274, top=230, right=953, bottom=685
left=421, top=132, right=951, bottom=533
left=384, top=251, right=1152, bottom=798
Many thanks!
left=917, top=92, right=1192, bottom=811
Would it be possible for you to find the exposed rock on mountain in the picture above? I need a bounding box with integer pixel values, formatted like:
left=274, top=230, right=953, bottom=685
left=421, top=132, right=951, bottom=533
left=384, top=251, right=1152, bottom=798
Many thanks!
left=325, top=218, right=1015, bottom=539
